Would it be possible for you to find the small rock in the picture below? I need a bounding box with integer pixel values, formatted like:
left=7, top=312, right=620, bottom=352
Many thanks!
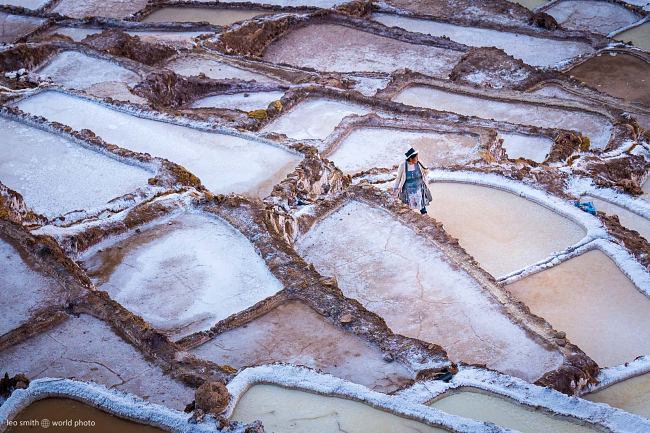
left=555, top=331, right=566, bottom=339
left=339, top=313, right=354, bottom=324
left=557, top=338, right=567, bottom=347
left=383, top=352, right=394, bottom=362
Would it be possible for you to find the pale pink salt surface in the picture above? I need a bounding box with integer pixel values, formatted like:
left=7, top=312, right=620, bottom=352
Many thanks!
left=327, top=127, right=479, bottom=173
left=263, top=23, right=464, bottom=76
left=165, top=54, right=279, bottom=83
left=507, top=250, right=650, bottom=367
left=498, top=132, right=552, bottom=163
left=586, top=196, right=650, bottom=241
left=393, top=86, right=613, bottom=149
left=615, top=22, right=650, bottom=51
left=142, top=7, right=269, bottom=26
left=52, top=0, right=148, bottom=19
left=0, top=12, right=45, bottom=43
left=192, top=91, right=284, bottom=111
left=0, top=0, right=48, bottom=9
left=427, top=182, right=586, bottom=277
left=0, top=237, right=63, bottom=336
left=191, top=301, right=413, bottom=393
left=508, top=0, right=548, bottom=9
left=0, top=314, right=193, bottom=410
left=585, top=372, right=650, bottom=419
left=546, top=0, right=640, bottom=34
left=81, top=213, right=284, bottom=340
left=296, top=201, right=563, bottom=381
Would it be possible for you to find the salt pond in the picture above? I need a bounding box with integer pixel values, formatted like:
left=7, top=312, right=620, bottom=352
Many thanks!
left=498, top=132, right=553, bottom=162
left=507, top=0, right=549, bottom=9
left=394, top=86, right=613, bottom=149
left=297, top=201, right=563, bottom=381
left=507, top=250, right=650, bottom=367
left=327, top=127, right=479, bottom=173
left=81, top=213, right=284, bottom=339
left=192, top=301, right=412, bottom=392
left=45, top=27, right=207, bottom=48
left=231, top=384, right=447, bottom=433
left=586, top=196, right=650, bottom=241
left=0, top=12, right=45, bottom=43
left=0, top=0, right=48, bottom=9
left=0, top=237, right=62, bottom=336
left=0, top=314, right=193, bottom=410
left=263, top=23, right=464, bottom=76
left=262, top=98, right=369, bottom=141
left=614, top=22, right=650, bottom=52
left=430, top=390, right=597, bottom=433
left=585, top=373, right=650, bottom=419
left=52, top=0, right=148, bottom=19
left=8, top=399, right=167, bottom=433
left=373, top=13, right=593, bottom=68
left=545, top=0, right=640, bottom=35
left=427, top=182, right=586, bottom=277
left=192, top=91, right=284, bottom=111
left=166, top=54, right=279, bottom=83
left=15, top=91, right=301, bottom=197
left=0, top=116, right=150, bottom=218
left=141, top=7, right=270, bottom=26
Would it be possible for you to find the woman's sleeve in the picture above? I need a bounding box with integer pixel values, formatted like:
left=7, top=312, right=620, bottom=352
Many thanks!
left=393, top=163, right=403, bottom=190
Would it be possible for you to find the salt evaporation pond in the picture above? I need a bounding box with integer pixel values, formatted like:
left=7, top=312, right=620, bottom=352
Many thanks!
left=430, top=390, right=597, bottom=433
left=231, top=384, right=447, bottom=433
left=297, top=201, right=563, bottom=381
left=586, top=196, right=650, bottom=241
left=206, top=0, right=342, bottom=5
left=0, top=117, right=150, bottom=218
left=8, top=399, right=167, bottom=433
left=507, top=250, right=650, bottom=367
left=192, top=301, right=412, bottom=392
left=15, top=91, right=301, bottom=197
left=0, top=12, right=45, bottom=43
left=327, top=127, right=479, bottom=173
left=46, top=27, right=207, bottom=48
left=0, top=237, right=62, bottom=336
left=263, top=23, right=464, bottom=76
left=615, top=22, right=650, bottom=52
left=394, top=86, right=613, bottom=149
left=166, top=54, right=279, bottom=83
left=141, top=7, right=270, bottom=26
left=499, top=132, right=553, bottom=162
left=585, top=373, right=650, bottom=419
left=262, top=98, right=369, bottom=141
left=0, top=314, right=193, bottom=409
left=427, top=182, right=585, bottom=277
left=546, top=0, right=640, bottom=34
left=373, top=13, right=593, bottom=67
left=192, top=90, right=284, bottom=111
left=0, top=0, right=48, bottom=9
left=569, top=53, right=650, bottom=107
left=508, top=0, right=548, bottom=9
left=52, top=0, right=148, bottom=19
left=81, top=213, right=284, bottom=339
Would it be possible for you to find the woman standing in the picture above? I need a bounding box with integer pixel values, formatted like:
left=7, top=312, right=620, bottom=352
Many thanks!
left=392, top=147, right=432, bottom=214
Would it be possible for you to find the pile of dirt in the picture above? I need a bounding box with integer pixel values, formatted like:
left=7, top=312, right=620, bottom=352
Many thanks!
left=82, top=29, right=175, bottom=66
left=449, top=47, right=539, bottom=90
left=133, top=69, right=231, bottom=108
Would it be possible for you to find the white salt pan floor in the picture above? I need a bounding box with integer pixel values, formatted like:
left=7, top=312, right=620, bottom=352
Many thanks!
left=81, top=213, right=284, bottom=339
left=191, top=301, right=412, bottom=393
left=506, top=250, right=650, bottom=367
left=498, top=132, right=553, bottom=162
left=141, top=8, right=269, bottom=26
left=644, top=178, right=650, bottom=200
left=35, top=51, right=140, bottom=91
left=328, top=127, right=478, bottom=173
left=0, top=0, right=47, bottom=9
left=262, top=98, right=369, bottom=141
left=52, top=0, right=149, bottom=19
left=373, top=14, right=593, bottom=68
left=297, top=201, right=563, bottom=381
left=166, top=54, right=279, bottom=84
left=0, top=237, right=62, bottom=336
left=585, top=373, right=650, bottom=419
left=394, top=86, right=613, bottom=149
left=15, top=91, right=301, bottom=197
left=430, top=390, right=597, bottom=433
left=0, top=117, right=150, bottom=218
left=192, top=91, right=284, bottom=112
left=614, top=22, right=650, bottom=52
left=232, top=384, right=447, bottom=433
left=545, top=0, right=640, bottom=35
left=0, top=314, right=193, bottom=410
left=427, top=182, right=585, bottom=277
left=586, top=196, right=650, bottom=241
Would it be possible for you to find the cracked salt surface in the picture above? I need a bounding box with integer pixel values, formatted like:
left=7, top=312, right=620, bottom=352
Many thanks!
left=546, top=0, right=640, bottom=35
left=394, top=86, right=613, bottom=149
left=585, top=372, right=650, bottom=419
left=427, top=182, right=586, bottom=277
left=507, top=250, right=650, bottom=367
left=192, top=90, right=284, bottom=112
left=0, top=236, right=63, bottom=336
left=297, top=201, right=563, bottom=381
left=0, top=116, right=151, bottom=218
left=373, top=13, right=593, bottom=68
left=263, top=23, right=465, bottom=76
left=430, top=390, right=598, bottom=433
left=498, top=132, right=552, bottom=163
left=166, top=54, right=280, bottom=83
left=328, top=127, right=479, bottom=173
left=231, top=384, right=447, bottom=433
left=81, top=212, right=284, bottom=339
left=191, top=300, right=412, bottom=393
left=15, top=91, right=301, bottom=197
left=0, top=314, right=193, bottom=410
left=141, top=8, right=270, bottom=26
